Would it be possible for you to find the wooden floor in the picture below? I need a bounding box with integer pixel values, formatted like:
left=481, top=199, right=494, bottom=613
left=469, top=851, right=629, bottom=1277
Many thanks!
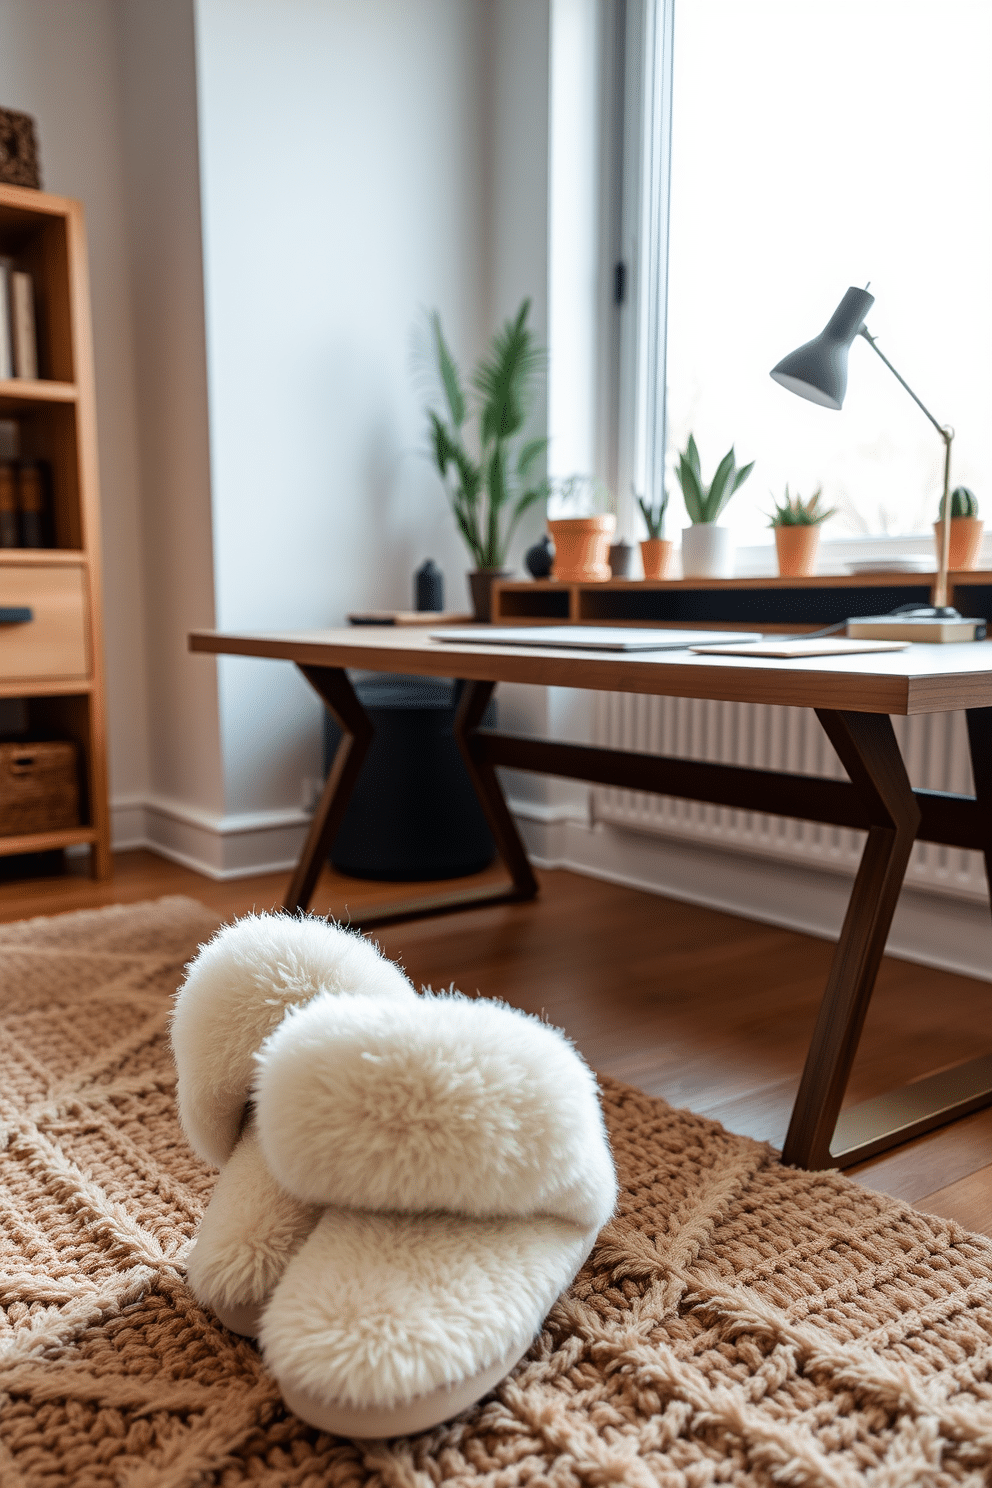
left=4, top=848, right=991, bottom=1236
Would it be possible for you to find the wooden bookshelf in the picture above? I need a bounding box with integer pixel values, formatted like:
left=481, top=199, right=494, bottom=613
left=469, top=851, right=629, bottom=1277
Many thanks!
left=492, top=572, right=992, bottom=628
left=0, top=183, right=109, bottom=878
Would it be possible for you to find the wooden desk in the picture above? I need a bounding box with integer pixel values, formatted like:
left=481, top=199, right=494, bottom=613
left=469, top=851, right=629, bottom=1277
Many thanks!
left=190, top=626, right=992, bottom=1174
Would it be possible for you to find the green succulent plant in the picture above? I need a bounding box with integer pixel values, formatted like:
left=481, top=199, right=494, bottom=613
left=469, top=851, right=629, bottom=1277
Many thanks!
left=767, top=486, right=836, bottom=527
left=635, top=483, right=669, bottom=540
left=938, top=486, right=979, bottom=519
left=427, top=299, right=549, bottom=570
left=675, top=435, right=754, bottom=525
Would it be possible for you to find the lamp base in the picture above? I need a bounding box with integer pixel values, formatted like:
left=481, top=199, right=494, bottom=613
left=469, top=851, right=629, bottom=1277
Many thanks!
left=898, top=605, right=962, bottom=620
left=847, top=614, right=986, bottom=644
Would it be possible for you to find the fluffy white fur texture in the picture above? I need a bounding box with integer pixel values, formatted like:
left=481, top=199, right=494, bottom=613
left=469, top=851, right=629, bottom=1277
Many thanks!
left=258, top=1207, right=595, bottom=1409
left=254, top=990, right=618, bottom=1229
left=171, top=914, right=415, bottom=1167
left=184, top=1122, right=320, bottom=1318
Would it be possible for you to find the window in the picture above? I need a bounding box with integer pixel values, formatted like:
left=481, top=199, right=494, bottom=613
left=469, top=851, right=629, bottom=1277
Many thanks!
left=622, top=0, right=992, bottom=548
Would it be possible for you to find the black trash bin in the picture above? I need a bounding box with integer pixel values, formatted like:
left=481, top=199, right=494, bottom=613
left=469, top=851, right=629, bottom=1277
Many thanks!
left=323, top=675, right=496, bottom=881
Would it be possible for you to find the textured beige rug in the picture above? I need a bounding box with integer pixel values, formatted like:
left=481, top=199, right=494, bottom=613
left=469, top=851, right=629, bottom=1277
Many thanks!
left=1, top=898, right=992, bottom=1486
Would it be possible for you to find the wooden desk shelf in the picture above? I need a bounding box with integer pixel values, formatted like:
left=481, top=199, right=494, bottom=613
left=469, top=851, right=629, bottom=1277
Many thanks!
left=493, top=572, right=992, bottom=627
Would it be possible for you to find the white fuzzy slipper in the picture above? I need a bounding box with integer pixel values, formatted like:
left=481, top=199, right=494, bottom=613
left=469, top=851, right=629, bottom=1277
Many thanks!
left=172, top=915, right=416, bottom=1330
left=254, top=990, right=617, bottom=1436
left=184, top=1120, right=320, bottom=1336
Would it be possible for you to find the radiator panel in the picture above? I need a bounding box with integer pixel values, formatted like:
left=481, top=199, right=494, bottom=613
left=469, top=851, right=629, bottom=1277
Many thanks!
left=592, top=694, right=987, bottom=901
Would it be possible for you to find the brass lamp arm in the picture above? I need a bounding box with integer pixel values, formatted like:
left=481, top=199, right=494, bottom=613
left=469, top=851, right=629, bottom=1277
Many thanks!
left=858, top=325, right=956, bottom=611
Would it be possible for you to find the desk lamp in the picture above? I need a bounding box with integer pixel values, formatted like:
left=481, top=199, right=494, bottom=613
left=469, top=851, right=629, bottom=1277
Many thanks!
left=771, top=287, right=982, bottom=640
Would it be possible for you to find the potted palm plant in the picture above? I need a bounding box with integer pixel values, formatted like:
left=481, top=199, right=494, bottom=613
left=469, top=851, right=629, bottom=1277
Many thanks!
left=427, top=300, right=548, bottom=620
left=636, top=485, right=673, bottom=579
left=675, top=436, right=754, bottom=578
left=935, top=487, right=983, bottom=570
left=768, top=486, right=836, bottom=577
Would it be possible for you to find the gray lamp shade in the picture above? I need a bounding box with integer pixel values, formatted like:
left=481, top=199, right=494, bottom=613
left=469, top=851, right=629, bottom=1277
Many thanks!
left=770, top=286, right=875, bottom=409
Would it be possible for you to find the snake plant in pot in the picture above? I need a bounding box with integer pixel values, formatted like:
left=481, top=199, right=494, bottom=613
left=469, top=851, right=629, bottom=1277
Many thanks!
left=675, top=435, right=754, bottom=578
left=427, top=300, right=548, bottom=619
left=636, top=485, right=673, bottom=580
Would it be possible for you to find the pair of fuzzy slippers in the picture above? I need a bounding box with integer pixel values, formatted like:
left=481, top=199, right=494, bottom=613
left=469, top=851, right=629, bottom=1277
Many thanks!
left=171, top=915, right=617, bottom=1438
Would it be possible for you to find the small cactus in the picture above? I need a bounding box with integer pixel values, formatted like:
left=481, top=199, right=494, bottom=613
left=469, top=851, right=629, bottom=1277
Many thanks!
left=939, top=486, right=979, bottom=519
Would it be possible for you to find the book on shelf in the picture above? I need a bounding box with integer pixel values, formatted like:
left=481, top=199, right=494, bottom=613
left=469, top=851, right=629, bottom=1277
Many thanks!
left=0, top=258, right=12, bottom=379
left=18, top=461, right=50, bottom=547
left=0, top=458, right=53, bottom=547
left=0, top=461, right=17, bottom=547
left=10, top=271, right=37, bottom=380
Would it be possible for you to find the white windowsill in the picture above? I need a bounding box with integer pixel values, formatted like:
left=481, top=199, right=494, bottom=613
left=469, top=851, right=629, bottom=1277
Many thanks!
left=726, top=532, right=992, bottom=580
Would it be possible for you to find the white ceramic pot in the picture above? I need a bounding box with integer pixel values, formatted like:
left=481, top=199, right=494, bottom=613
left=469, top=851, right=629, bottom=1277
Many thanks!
left=681, top=524, right=734, bottom=579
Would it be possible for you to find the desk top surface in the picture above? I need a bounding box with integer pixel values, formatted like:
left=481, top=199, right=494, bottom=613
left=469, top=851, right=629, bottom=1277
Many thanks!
left=189, top=626, right=992, bottom=716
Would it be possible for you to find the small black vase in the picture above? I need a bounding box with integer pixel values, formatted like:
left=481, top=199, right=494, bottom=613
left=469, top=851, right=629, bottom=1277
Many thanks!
left=524, top=532, right=554, bottom=579
left=414, top=558, right=444, bottom=611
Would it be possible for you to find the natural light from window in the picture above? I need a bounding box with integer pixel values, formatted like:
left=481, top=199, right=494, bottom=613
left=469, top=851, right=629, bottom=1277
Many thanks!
left=663, top=0, right=992, bottom=548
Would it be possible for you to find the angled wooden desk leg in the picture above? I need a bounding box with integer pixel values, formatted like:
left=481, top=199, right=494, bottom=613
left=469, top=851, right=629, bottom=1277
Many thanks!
left=817, top=707, right=992, bottom=1167
left=966, top=708, right=992, bottom=894
left=782, top=711, right=921, bottom=1170
left=453, top=680, right=539, bottom=903
left=283, top=671, right=537, bottom=924
left=282, top=666, right=373, bottom=914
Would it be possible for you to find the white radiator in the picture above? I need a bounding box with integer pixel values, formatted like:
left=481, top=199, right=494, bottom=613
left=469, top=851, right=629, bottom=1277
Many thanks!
left=592, top=694, right=988, bottom=902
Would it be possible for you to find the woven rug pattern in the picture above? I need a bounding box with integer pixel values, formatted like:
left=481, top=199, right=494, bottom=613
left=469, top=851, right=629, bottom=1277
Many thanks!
left=1, top=897, right=991, bottom=1485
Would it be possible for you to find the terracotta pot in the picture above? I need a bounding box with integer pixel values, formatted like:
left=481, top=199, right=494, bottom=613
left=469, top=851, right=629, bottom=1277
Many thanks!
left=468, top=568, right=512, bottom=622
left=774, top=525, right=821, bottom=578
left=933, top=517, right=983, bottom=571
left=548, top=515, right=616, bottom=582
left=639, top=538, right=675, bottom=580
left=681, top=524, right=734, bottom=579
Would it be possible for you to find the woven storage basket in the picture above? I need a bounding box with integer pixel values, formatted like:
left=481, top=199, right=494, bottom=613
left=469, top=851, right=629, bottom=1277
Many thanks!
left=0, top=740, right=80, bottom=835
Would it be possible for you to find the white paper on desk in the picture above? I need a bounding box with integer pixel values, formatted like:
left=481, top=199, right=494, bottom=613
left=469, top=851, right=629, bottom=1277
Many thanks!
left=690, top=638, right=909, bottom=658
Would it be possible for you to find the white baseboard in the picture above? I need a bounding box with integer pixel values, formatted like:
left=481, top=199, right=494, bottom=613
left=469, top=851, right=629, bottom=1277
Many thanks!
left=514, top=809, right=992, bottom=984
left=111, top=791, right=584, bottom=880
left=110, top=795, right=308, bottom=879
left=108, top=798, right=149, bottom=853
left=111, top=790, right=992, bottom=980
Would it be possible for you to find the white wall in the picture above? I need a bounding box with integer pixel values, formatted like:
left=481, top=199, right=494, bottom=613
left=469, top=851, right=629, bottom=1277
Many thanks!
left=193, top=0, right=493, bottom=821
left=0, top=0, right=151, bottom=819
left=192, top=0, right=563, bottom=841
left=116, top=0, right=224, bottom=845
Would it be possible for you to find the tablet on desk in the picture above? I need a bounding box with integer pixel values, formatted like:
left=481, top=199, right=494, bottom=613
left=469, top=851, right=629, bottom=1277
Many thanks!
left=430, top=625, right=764, bottom=652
